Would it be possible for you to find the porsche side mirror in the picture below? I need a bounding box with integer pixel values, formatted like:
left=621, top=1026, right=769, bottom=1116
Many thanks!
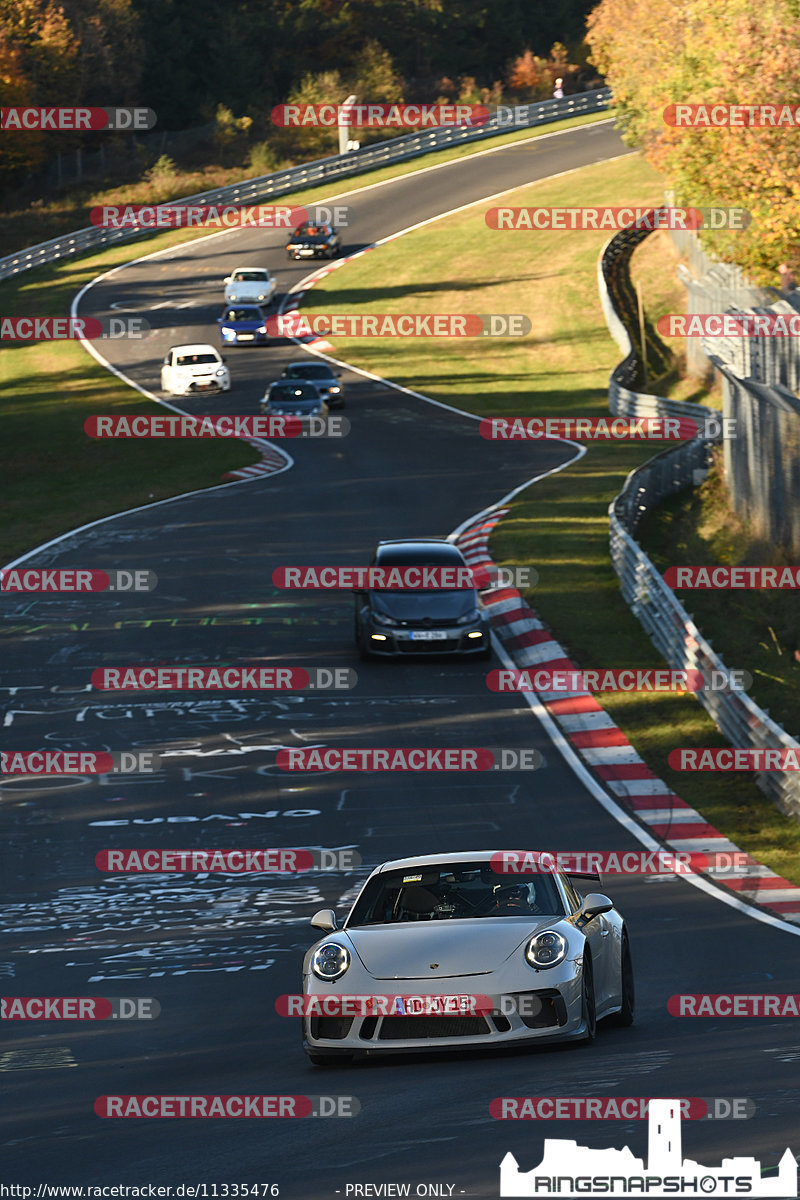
left=311, top=908, right=338, bottom=932
left=576, top=892, right=614, bottom=926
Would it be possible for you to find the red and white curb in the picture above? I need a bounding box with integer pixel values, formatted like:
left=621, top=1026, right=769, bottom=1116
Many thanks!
left=457, top=509, right=800, bottom=924
left=222, top=440, right=292, bottom=480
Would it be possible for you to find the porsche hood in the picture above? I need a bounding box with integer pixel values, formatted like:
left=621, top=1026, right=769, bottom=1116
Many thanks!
left=344, top=918, right=561, bottom=980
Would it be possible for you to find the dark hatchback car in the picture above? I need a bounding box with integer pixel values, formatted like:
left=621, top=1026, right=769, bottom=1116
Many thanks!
left=260, top=379, right=328, bottom=419
left=286, top=222, right=341, bottom=260
left=281, top=361, right=345, bottom=408
left=354, top=539, right=491, bottom=660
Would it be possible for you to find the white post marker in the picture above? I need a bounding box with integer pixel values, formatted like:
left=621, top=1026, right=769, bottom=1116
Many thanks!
left=338, top=95, right=357, bottom=156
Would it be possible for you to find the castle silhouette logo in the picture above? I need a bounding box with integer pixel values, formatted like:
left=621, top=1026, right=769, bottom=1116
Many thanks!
left=500, top=1099, right=797, bottom=1197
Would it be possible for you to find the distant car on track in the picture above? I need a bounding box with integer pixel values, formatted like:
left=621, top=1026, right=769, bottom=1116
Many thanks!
left=160, top=344, right=230, bottom=395
left=354, top=538, right=491, bottom=660
left=223, top=266, right=277, bottom=305
left=302, top=850, right=634, bottom=1064
left=286, top=222, right=341, bottom=260
left=281, top=361, right=345, bottom=408
left=217, top=304, right=269, bottom=346
left=260, top=379, right=328, bottom=420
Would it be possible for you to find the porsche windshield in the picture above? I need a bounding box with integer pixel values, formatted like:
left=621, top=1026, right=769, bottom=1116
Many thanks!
left=346, top=863, right=565, bottom=926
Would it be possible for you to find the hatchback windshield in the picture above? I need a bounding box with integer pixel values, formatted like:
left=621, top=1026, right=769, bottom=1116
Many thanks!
left=176, top=353, right=218, bottom=366
left=286, top=365, right=334, bottom=380
left=346, top=863, right=565, bottom=926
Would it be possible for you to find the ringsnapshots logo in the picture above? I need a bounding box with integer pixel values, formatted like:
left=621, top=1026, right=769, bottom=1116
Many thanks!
left=1, top=996, right=159, bottom=1020
left=90, top=203, right=350, bottom=230
left=84, top=414, right=349, bottom=439
left=1, top=317, right=149, bottom=340
left=90, top=666, right=356, bottom=691
left=485, top=206, right=750, bottom=231
left=0, top=107, right=156, bottom=131
left=1, top=568, right=157, bottom=592
left=266, top=313, right=530, bottom=338
left=499, top=1098, right=797, bottom=1198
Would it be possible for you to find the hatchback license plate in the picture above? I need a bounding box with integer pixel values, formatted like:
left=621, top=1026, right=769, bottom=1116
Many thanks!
left=409, top=630, right=447, bottom=641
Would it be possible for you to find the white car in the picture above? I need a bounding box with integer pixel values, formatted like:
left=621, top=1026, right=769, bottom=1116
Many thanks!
left=160, top=344, right=231, bottom=395
left=223, top=266, right=277, bottom=305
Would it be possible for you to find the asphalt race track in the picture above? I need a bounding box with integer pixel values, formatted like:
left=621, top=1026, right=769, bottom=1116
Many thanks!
left=2, top=120, right=799, bottom=1197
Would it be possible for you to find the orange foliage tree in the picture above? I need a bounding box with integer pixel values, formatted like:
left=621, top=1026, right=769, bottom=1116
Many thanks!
left=586, top=0, right=800, bottom=281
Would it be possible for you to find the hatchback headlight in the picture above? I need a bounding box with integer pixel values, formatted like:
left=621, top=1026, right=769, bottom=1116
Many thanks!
left=456, top=608, right=480, bottom=625
left=311, top=942, right=350, bottom=981
left=373, top=611, right=397, bottom=627
left=525, top=930, right=567, bottom=969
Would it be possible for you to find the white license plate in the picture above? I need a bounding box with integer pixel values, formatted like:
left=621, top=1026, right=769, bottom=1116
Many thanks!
left=299, top=248, right=315, bottom=255
left=409, top=630, right=447, bottom=641
left=237, top=333, right=254, bottom=341
left=405, top=995, right=471, bottom=1015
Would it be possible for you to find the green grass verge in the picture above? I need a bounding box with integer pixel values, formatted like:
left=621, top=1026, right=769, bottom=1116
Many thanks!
left=1, top=111, right=612, bottom=564
left=300, top=151, right=800, bottom=885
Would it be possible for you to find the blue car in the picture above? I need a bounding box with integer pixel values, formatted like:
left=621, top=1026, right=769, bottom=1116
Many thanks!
left=217, top=304, right=268, bottom=346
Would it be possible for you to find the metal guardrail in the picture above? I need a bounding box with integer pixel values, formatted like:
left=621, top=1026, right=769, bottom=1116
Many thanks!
left=598, top=227, right=800, bottom=822
left=0, top=89, right=612, bottom=284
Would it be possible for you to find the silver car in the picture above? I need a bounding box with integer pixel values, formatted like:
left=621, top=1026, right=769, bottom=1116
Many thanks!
left=302, top=851, right=634, bottom=1064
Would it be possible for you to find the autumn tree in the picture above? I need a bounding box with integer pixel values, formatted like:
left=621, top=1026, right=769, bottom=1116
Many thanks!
left=586, top=0, right=800, bottom=280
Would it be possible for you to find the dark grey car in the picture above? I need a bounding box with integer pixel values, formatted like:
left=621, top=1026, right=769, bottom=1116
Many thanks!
left=354, top=538, right=491, bottom=660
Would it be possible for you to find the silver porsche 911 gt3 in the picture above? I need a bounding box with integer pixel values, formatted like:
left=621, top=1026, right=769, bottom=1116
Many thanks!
left=302, top=851, right=634, bottom=1064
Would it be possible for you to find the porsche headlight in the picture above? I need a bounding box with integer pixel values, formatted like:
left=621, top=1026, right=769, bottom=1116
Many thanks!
left=525, top=930, right=567, bottom=969
left=311, top=942, right=350, bottom=981
left=215, top=367, right=226, bottom=377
